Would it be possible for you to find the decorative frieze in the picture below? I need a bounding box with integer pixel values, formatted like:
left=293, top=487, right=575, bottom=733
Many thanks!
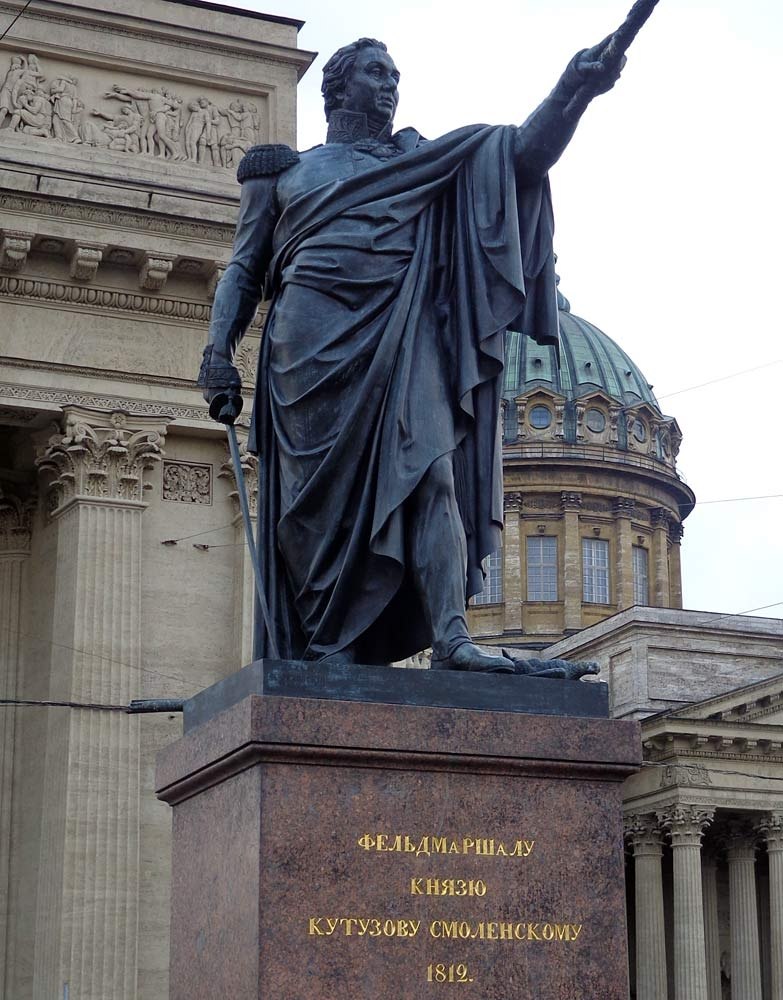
left=36, top=407, right=167, bottom=515
left=0, top=50, right=264, bottom=169
left=658, top=763, right=712, bottom=788
left=0, top=231, right=32, bottom=271
left=162, top=461, right=212, bottom=504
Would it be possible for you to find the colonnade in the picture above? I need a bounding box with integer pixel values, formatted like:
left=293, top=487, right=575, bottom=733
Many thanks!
left=625, top=808, right=783, bottom=1000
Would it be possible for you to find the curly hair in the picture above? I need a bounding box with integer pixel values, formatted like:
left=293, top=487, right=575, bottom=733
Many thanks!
left=321, top=38, right=388, bottom=121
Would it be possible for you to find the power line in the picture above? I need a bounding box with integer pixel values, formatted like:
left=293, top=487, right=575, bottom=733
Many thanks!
left=0, top=0, right=34, bottom=43
left=656, top=359, right=783, bottom=402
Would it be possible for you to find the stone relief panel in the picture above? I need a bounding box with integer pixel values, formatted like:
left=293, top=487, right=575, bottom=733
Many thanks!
left=0, top=51, right=268, bottom=169
left=162, top=461, right=212, bottom=504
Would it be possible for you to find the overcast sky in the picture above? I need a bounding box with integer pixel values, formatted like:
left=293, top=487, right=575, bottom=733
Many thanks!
left=223, top=0, right=782, bottom=621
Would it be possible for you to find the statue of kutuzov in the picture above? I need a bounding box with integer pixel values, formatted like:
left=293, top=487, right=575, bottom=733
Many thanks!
left=198, top=30, right=630, bottom=673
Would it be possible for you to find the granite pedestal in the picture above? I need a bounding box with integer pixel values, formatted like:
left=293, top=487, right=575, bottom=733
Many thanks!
left=156, top=660, right=641, bottom=999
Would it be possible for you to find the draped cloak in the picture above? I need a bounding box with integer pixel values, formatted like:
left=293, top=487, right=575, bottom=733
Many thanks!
left=250, top=123, right=559, bottom=663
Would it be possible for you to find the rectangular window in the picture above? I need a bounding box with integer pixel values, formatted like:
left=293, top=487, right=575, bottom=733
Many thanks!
left=633, top=545, right=650, bottom=606
left=526, top=536, right=558, bottom=601
left=582, top=538, right=610, bottom=604
left=471, top=550, right=503, bottom=606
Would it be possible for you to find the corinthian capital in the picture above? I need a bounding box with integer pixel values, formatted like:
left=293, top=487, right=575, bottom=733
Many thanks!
left=758, top=813, right=783, bottom=852
left=657, top=804, right=714, bottom=847
left=0, top=486, right=34, bottom=554
left=624, top=812, right=664, bottom=856
left=36, top=407, right=168, bottom=515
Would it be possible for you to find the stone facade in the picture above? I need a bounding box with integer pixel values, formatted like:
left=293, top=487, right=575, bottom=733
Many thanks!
left=0, top=2, right=313, bottom=997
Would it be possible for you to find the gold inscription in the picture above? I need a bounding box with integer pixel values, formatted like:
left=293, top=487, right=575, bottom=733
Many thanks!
left=307, top=917, right=582, bottom=943
left=427, top=963, right=474, bottom=983
left=410, top=878, right=487, bottom=897
left=429, top=920, right=583, bottom=942
left=357, top=834, right=534, bottom=858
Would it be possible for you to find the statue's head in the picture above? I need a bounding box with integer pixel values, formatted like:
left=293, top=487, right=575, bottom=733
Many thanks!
left=322, top=38, right=399, bottom=128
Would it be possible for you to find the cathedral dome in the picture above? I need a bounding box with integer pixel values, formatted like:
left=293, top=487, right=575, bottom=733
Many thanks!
left=504, top=289, right=659, bottom=410
left=501, top=288, right=684, bottom=469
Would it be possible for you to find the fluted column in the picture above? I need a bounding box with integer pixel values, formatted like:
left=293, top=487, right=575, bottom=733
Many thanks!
left=32, top=408, right=166, bottom=1000
left=726, top=823, right=762, bottom=1000
left=502, top=492, right=523, bottom=632
left=701, top=852, right=722, bottom=1000
left=0, top=489, right=32, bottom=992
left=650, top=508, right=671, bottom=608
left=613, top=497, right=635, bottom=610
left=561, top=492, right=582, bottom=630
left=760, top=814, right=783, bottom=999
left=219, top=431, right=258, bottom=667
left=625, top=813, right=667, bottom=1000
left=659, top=805, right=713, bottom=1000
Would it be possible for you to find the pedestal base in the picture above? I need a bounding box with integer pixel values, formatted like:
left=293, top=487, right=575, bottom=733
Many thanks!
left=157, top=662, right=640, bottom=1000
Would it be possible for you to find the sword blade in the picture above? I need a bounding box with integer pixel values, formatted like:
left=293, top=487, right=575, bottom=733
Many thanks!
left=227, top=423, right=280, bottom=660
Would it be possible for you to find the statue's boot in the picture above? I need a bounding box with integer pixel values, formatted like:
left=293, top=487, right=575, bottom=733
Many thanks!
left=431, top=641, right=515, bottom=673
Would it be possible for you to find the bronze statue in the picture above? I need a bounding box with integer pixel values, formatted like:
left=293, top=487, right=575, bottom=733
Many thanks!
left=199, top=11, right=650, bottom=672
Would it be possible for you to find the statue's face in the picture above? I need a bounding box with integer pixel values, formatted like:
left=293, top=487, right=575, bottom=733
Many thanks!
left=341, top=46, right=399, bottom=124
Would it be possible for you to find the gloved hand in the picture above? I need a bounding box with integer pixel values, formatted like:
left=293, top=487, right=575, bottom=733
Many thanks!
left=197, top=344, right=244, bottom=425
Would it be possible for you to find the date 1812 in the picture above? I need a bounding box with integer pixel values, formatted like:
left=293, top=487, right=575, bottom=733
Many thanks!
left=426, top=964, right=474, bottom=983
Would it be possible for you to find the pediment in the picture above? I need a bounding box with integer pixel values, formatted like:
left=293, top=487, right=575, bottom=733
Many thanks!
left=667, top=671, right=783, bottom=724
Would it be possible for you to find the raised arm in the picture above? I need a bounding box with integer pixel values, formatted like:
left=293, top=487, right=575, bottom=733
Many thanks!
left=515, top=39, right=626, bottom=183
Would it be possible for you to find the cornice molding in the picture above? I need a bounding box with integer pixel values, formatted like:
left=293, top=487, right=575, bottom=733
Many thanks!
left=0, top=192, right=235, bottom=243
left=0, top=380, right=212, bottom=423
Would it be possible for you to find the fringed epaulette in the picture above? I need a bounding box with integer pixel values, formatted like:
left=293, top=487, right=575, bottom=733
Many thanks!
left=237, top=144, right=300, bottom=183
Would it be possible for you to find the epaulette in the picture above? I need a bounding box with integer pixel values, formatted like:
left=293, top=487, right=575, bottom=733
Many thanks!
left=237, top=144, right=300, bottom=183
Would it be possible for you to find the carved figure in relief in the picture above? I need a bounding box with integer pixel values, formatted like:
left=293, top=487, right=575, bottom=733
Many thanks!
left=197, top=98, right=223, bottom=166
left=13, top=54, right=45, bottom=104
left=183, top=99, right=208, bottom=161
left=50, top=77, right=83, bottom=143
left=219, top=100, right=256, bottom=167
left=105, top=84, right=184, bottom=160
left=0, top=55, right=26, bottom=128
left=9, top=85, right=53, bottom=137
left=199, top=28, right=636, bottom=671
left=87, top=105, right=142, bottom=152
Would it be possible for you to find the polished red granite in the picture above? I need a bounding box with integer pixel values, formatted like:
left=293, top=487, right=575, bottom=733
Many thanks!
left=157, top=694, right=640, bottom=999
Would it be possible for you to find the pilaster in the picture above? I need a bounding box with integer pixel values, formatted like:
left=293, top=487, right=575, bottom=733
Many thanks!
left=613, top=497, right=635, bottom=610
left=218, top=430, right=258, bottom=668
left=502, top=492, right=523, bottom=632
left=658, top=805, right=713, bottom=1000
left=759, top=813, right=783, bottom=999
left=624, top=813, right=667, bottom=1000
left=650, top=508, right=671, bottom=608
left=0, top=488, right=32, bottom=993
left=668, top=521, right=684, bottom=609
left=725, top=822, right=762, bottom=1000
left=560, top=491, right=582, bottom=630
left=32, top=407, right=167, bottom=1000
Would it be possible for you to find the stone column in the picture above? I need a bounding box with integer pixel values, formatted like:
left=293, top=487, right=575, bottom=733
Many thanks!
left=613, top=497, right=635, bottom=610
left=0, top=488, right=32, bottom=991
left=659, top=805, right=714, bottom=1000
left=624, top=813, right=667, bottom=1000
left=701, top=851, right=722, bottom=1000
left=502, top=492, right=523, bottom=633
left=32, top=407, right=166, bottom=1000
left=650, top=508, right=671, bottom=608
left=561, top=491, right=582, bottom=631
left=725, top=823, right=762, bottom=1000
left=760, top=814, right=783, bottom=999
left=219, top=431, right=258, bottom=667
left=668, top=521, right=684, bottom=609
